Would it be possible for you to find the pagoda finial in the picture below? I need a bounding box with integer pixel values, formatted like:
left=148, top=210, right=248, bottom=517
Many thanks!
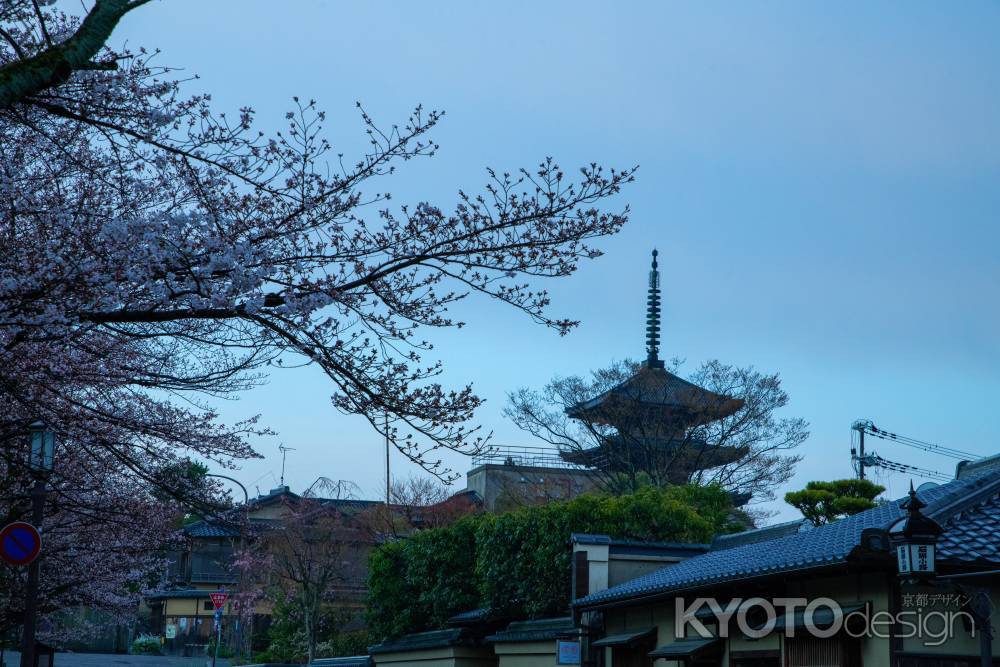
left=645, top=249, right=664, bottom=368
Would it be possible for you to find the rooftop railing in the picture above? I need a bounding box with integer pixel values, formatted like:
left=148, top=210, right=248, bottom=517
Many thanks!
left=471, top=444, right=593, bottom=470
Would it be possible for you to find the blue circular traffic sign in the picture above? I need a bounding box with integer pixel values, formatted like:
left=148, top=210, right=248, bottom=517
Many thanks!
left=0, top=521, right=42, bottom=566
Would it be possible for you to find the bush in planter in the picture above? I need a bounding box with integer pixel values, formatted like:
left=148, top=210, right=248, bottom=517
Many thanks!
left=205, top=637, right=237, bottom=658
left=131, top=635, right=162, bottom=655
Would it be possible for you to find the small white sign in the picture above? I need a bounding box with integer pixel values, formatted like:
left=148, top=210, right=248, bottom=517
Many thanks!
left=165, top=624, right=177, bottom=639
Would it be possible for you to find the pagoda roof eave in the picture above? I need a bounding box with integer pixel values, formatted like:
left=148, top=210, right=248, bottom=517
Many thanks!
left=565, top=366, right=744, bottom=425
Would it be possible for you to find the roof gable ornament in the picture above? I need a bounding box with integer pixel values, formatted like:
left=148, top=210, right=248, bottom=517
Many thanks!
left=645, top=249, right=664, bottom=369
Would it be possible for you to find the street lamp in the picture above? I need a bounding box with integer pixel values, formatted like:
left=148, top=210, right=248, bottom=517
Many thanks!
left=889, top=482, right=943, bottom=581
left=28, top=422, right=55, bottom=474
left=204, top=473, right=250, bottom=664
left=21, top=421, right=56, bottom=667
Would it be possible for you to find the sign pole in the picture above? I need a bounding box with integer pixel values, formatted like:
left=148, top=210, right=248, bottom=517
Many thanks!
left=20, top=480, right=46, bottom=667
left=212, top=617, right=221, bottom=667
left=209, top=589, right=228, bottom=667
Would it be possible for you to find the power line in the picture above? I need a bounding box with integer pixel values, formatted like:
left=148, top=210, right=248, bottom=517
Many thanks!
left=859, top=453, right=952, bottom=483
left=861, top=422, right=980, bottom=461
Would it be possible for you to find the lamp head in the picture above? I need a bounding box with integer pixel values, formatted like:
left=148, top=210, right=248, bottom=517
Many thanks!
left=28, top=420, right=56, bottom=473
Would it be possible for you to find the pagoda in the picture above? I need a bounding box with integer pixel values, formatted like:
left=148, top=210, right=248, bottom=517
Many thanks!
left=560, top=249, right=747, bottom=483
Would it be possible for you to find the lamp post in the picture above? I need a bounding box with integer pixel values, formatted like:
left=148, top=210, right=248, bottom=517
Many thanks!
left=204, top=474, right=250, bottom=663
left=20, top=421, right=56, bottom=667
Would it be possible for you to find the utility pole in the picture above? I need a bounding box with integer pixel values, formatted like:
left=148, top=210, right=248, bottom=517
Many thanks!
left=851, top=420, right=871, bottom=480
left=385, top=415, right=390, bottom=507
left=858, top=428, right=865, bottom=480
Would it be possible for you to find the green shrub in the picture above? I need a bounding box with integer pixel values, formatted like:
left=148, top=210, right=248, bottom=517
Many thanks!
left=205, top=637, right=237, bottom=658
left=130, top=635, right=162, bottom=655
left=366, top=515, right=483, bottom=641
left=261, top=593, right=370, bottom=662
left=367, top=484, right=737, bottom=640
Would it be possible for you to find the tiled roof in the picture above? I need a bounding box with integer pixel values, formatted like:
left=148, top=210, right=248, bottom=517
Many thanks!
left=446, top=608, right=492, bottom=625
left=649, top=637, right=722, bottom=658
left=566, top=366, right=744, bottom=422
left=487, top=617, right=576, bottom=643
left=184, top=521, right=240, bottom=538
left=710, top=519, right=809, bottom=551
left=937, top=491, right=1000, bottom=563
left=145, top=589, right=214, bottom=600
left=575, top=469, right=1000, bottom=608
left=311, top=657, right=373, bottom=667
left=572, top=533, right=710, bottom=558
left=369, top=628, right=478, bottom=654
left=956, top=453, right=1000, bottom=479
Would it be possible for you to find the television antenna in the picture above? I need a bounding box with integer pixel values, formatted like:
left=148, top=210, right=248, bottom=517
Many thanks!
left=278, top=444, right=296, bottom=486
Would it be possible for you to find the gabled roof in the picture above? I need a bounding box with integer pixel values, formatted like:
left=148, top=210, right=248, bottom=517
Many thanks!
left=575, top=468, right=1000, bottom=609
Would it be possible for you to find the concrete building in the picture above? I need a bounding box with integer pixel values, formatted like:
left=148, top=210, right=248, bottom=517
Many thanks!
left=465, top=448, right=599, bottom=512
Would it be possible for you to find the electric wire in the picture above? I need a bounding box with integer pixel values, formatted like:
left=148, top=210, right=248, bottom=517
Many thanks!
left=862, top=423, right=979, bottom=461
left=866, top=453, right=952, bottom=482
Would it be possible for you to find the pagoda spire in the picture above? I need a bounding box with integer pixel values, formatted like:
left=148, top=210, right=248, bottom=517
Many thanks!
left=645, top=249, right=664, bottom=369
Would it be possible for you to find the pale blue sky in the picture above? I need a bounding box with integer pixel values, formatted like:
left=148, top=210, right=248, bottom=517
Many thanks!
left=119, top=1, right=1000, bottom=520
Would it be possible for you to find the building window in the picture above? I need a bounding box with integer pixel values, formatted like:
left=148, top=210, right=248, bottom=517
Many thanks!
left=203, top=600, right=214, bottom=611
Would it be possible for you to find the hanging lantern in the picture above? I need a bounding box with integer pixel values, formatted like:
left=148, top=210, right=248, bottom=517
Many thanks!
left=889, top=482, right=943, bottom=579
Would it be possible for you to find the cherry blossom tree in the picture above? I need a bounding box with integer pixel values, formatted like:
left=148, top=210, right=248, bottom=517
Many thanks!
left=0, top=0, right=633, bottom=643
left=0, top=0, right=635, bottom=486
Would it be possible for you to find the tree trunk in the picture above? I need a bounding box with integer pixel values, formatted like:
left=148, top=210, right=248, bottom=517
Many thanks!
left=304, top=607, right=315, bottom=665
left=0, top=0, right=147, bottom=109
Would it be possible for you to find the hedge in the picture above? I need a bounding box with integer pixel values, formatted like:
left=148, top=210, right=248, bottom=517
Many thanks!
left=366, top=484, right=737, bottom=640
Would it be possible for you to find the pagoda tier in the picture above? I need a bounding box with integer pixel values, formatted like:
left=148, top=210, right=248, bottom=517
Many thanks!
left=560, top=435, right=747, bottom=482
left=564, top=364, right=744, bottom=430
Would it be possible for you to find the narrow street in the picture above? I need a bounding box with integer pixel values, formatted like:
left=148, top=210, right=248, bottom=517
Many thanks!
left=1, top=652, right=231, bottom=667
